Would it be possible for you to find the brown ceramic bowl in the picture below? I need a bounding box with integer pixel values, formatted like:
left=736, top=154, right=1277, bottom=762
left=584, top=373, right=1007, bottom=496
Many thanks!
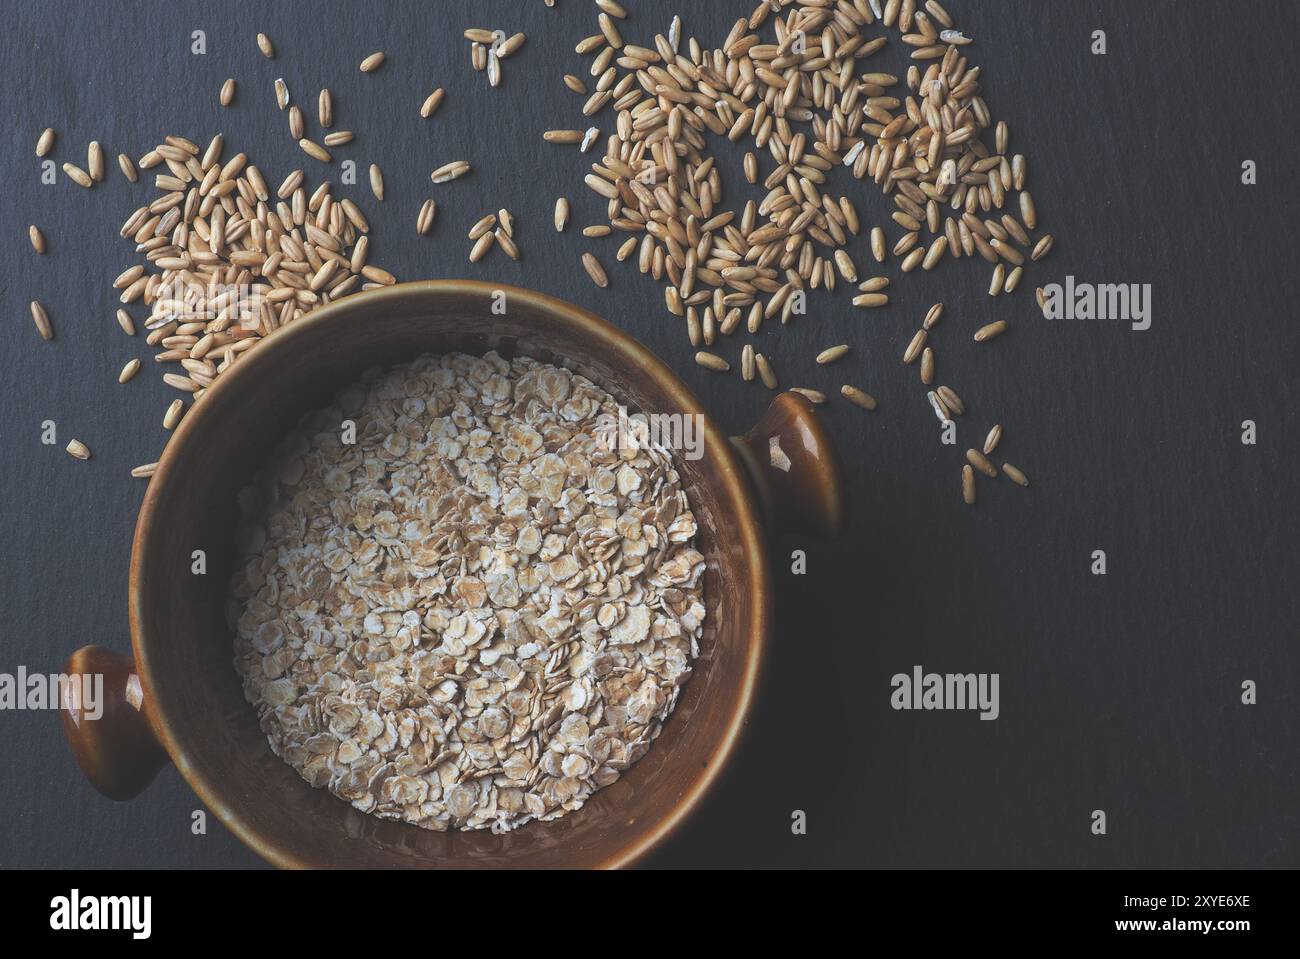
left=61, top=281, right=844, bottom=868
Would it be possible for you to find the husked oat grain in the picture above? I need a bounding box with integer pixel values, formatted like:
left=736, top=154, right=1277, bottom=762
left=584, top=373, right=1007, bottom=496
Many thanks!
left=695, top=350, right=729, bottom=372
left=31, top=301, right=52, bottom=340
left=416, top=199, right=437, bottom=235
left=581, top=252, right=608, bottom=287
left=840, top=385, right=877, bottom=410
left=63, top=163, right=92, bottom=188
left=1002, top=463, right=1029, bottom=487
left=420, top=88, right=445, bottom=118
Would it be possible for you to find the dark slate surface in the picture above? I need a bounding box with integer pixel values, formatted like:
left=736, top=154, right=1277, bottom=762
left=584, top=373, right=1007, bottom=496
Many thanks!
left=1, top=0, right=1296, bottom=868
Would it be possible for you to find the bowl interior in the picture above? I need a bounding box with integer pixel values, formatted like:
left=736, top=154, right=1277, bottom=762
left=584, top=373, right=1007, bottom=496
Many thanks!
left=132, top=281, right=766, bottom=868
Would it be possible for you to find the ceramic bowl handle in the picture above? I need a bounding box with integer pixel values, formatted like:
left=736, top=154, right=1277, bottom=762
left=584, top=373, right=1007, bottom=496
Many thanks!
left=731, top=392, right=847, bottom=538
left=60, top=645, right=168, bottom=800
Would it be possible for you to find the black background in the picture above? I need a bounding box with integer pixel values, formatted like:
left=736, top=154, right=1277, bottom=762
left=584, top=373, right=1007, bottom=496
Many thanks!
left=1, top=0, right=1296, bottom=869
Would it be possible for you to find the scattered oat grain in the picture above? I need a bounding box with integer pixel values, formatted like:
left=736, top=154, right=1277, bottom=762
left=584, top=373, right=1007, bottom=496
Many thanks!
left=695, top=351, right=729, bottom=372
left=1002, top=463, right=1029, bottom=487
left=790, top=387, right=827, bottom=404
left=840, top=385, right=877, bottom=410
left=416, top=199, right=437, bottom=235
left=937, top=385, right=965, bottom=416
left=298, top=139, right=331, bottom=162
left=581, top=252, right=608, bottom=287
left=163, top=399, right=185, bottom=430
left=63, top=163, right=92, bottom=188
left=31, top=301, right=52, bottom=340
left=420, top=88, right=445, bottom=118
left=966, top=448, right=998, bottom=478
left=903, top=329, right=927, bottom=364
left=431, top=160, right=470, bottom=183
left=469, top=231, right=495, bottom=263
